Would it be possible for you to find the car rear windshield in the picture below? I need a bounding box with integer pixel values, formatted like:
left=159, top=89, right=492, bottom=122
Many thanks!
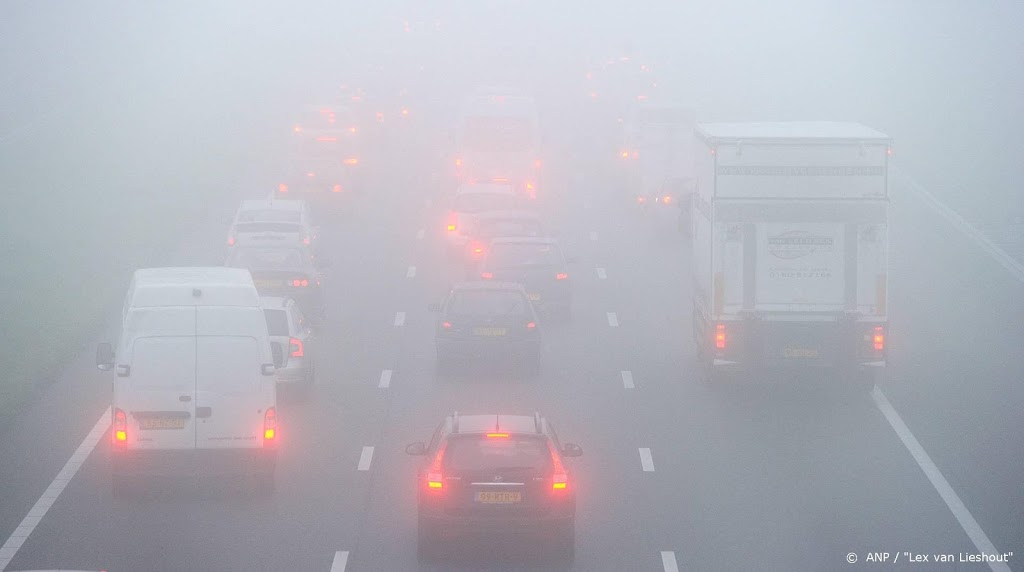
left=445, top=435, right=551, bottom=473
left=236, top=222, right=302, bottom=234
left=454, top=193, right=517, bottom=214
left=487, top=242, right=562, bottom=266
left=477, top=218, right=543, bottom=239
left=263, top=309, right=289, bottom=336
left=227, top=248, right=307, bottom=269
left=237, top=209, right=301, bottom=223
left=447, top=290, right=528, bottom=317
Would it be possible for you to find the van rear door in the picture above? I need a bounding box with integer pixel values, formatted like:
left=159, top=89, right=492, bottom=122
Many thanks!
left=194, top=307, right=272, bottom=450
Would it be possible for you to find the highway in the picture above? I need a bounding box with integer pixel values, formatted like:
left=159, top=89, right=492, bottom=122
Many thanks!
left=0, top=151, right=1021, bottom=571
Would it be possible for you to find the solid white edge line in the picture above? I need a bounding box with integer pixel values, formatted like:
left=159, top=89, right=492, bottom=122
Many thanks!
left=596, top=267, right=607, bottom=280
left=394, top=311, right=406, bottom=326
left=330, top=550, right=349, bottom=572
left=378, top=369, right=393, bottom=389
left=871, top=387, right=1011, bottom=572
left=639, top=447, right=655, bottom=472
left=621, top=370, right=635, bottom=389
left=661, top=551, right=679, bottom=572
left=898, top=169, right=1024, bottom=283
left=406, top=265, right=416, bottom=278
left=357, top=446, right=375, bottom=471
left=0, top=407, right=110, bottom=569
left=607, top=312, right=619, bottom=327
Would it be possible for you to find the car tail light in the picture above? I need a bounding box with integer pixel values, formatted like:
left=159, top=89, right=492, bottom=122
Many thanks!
left=526, top=321, right=536, bottom=330
left=631, top=150, right=639, bottom=159
left=332, top=184, right=342, bottom=193
left=343, top=157, right=359, bottom=166
left=447, top=223, right=457, bottom=232
left=293, top=125, right=302, bottom=133
left=278, top=183, right=289, bottom=194
left=441, top=321, right=452, bottom=329
left=480, top=272, right=493, bottom=280
left=662, top=195, right=672, bottom=205
left=307, top=171, right=316, bottom=178
left=620, top=150, right=629, bottom=159
left=486, top=432, right=509, bottom=439
left=401, top=107, right=409, bottom=117
left=873, top=325, right=885, bottom=352
left=547, top=441, right=568, bottom=492
left=714, top=323, right=727, bottom=350
left=289, top=337, right=304, bottom=358
left=263, top=407, right=277, bottom=444
left=113, top=408, right=128, bottom=449
left=556, top=272, right=568, bottom=280
left=349, top=126, right=357, bottom=134
left=302, top=235, right=311, bottom=245
left=426, top=440, right=448, bottom=490
left=375, top=111, right=384, bottom=122
left=636, top=196, right=646, bottom=204
left=227, top=235, right=235, bottom=246
left=454, top=157, right=463, bottom=168
left=469, top=241, right=484, bottom=256
left=291, top=278, right=310, bottom=287
left=534, top=159, right=542, bottom=169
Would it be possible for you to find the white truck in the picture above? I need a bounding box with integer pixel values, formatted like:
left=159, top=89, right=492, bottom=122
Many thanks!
left=620, top=102, right=697, bottom=218
left=690, top=122, right=890, bottom=389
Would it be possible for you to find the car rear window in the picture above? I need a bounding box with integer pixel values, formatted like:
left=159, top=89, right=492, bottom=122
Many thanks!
left=237, top=209, right=301, bottom=223
left=227, top=248, right=306, bottom=269
left=236, top=222, right=302, bottom=234
left=454, top=193, right=517, bottom=214
left=488, top=242, right=562, bottom=266
left=445, top=435, right=551, bottom=472
left=478, top=218, right=543, bottom=239
left=447, top=290, right=527, bottom=316
left=263, top=309, right=289, bottom=336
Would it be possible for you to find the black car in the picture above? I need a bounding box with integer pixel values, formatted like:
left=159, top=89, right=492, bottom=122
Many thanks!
left=405, top=412, right=583, bottom=562
left=431, top=282, right=541, bottom=375
left=225, top=246, right=328, bottom=324
left=477, top=237, right=574, bottom=319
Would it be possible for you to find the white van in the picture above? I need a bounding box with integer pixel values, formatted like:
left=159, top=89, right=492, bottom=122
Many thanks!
left=96, top=267, right=281, bottom=494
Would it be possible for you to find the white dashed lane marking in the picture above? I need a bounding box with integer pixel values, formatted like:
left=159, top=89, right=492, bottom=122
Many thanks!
left=596, top=267, right=607, bottom=280
left=406, top=265, right=416, bottom=278
left=621, top=370, right=635, bottom=389
left=589, top=231, right=598, bottom=241
left=357, top=446, right=375, bottom=471
left=378, top=369, right=392, bottom=389
left=394, top=312, right=406, bottom=326
left=330, top=550, right=349, bottom=572
left=606, top=312, right=619, bottom=327
left=639, top=448, right=655, bottom=472
left=661, top=551, right=679, bottom=572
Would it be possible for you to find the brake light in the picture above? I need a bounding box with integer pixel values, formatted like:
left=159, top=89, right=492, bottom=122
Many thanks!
left=547, top=441, right=568, bottom=491
left=621, top=150, right=630, bottom=159
left=556, top=272, right=568, bottom=280
left=227, top=235, right=235, bottom=246
left=289, top=337, right=304, bottom=358
left=302, top=235, right=311, bottom=245
left=278, top=183, right=288, bottom=194
left=291, top=278, right=310, bottom=287
left=637, top=196, right=646, bottom=204
left=426, top=439, right=448, bottom=490
left=343, top=157, right=359, bottom=166
left=332, top=184, right=342, bottom=193
left=526, top=321, right=536, bottom=330
left=375, top=111, right=384, bottom=122
left=715, top=323, right=727, bottom=350
left=480, top=272, right=493, bottom=280
left=454, top=157, right=463, bottom=168
left=264, top=407, right=277, bottom=443
left=873, top=325, right=885, bottom=352
left=662, top=195, right=672, bottom=205
left=113, top=408, right=127, bottom=448
left=441, top=321, right=452, bottom=329
left=486, top=433, right=509, bottom=439
left=293, top=125, right=302, bottom=133
left=349, top=126, right=357, bottom=134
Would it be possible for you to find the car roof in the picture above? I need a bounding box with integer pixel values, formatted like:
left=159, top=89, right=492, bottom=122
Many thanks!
left=489, top=236, right=558, bottom=246
left=130, top=268, right=259, bottom=308
left=239, top=199, right=306, bottom=212
left=473, top=210, right=543, bottom=222
left=455, top=183, right=516, bottom=196
left=450, top=414, right=542, bottom=435
left=450, top=281, right=527, bottom=293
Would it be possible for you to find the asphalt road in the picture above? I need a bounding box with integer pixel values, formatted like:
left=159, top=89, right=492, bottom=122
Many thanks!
left=0, top=153, right=1020, bottom=571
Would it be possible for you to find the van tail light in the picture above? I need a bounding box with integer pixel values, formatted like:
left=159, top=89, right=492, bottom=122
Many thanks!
left=872, top=325, right=885, bottom=353
left=714, top=323, right=727, bottom=351
left=291, top=278, right=310, bottom=287
left=480, top=272, right=494, bottom=280
left=426, top=440, right=448, bottom=491
left=263, top=407, right=277, bottom=445
left=112, top=408, right=128, bottom=450
left=556, top=272, right=568, bottom=280
left=289, top=337, right=304, bottom=358
left=547, top=441, right=568, bottom=492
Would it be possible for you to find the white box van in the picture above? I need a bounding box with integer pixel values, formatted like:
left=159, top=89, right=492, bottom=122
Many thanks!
left=96, top=267, right=281, bottom=494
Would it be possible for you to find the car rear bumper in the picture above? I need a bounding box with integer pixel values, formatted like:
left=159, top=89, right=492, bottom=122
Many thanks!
left=419, top=511, right=574, bottom=539
left=275, top=363, right=309, bottom=384
left=436, top=337, right=540, bottom=359
left=112, top=447, right=276, bottom=478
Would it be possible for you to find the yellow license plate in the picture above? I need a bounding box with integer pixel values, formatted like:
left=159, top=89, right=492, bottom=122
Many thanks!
left=783, top=348, right=819, bottom=358
left=139, top=417, right=186, bottom=430
left=474, top=327, right=507, bottom=336
left=528, top=293, right=541, bottom=301
left=475, top=491, right=521, bottom=504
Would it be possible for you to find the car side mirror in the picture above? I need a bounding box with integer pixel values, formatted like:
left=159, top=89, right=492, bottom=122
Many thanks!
left=405, top=442, right=427, bottom=456
left=427, top=302, right=442, bottom=313
left=96, top=343, right=114, bottom=371
left=562, top=443, right=583, bottom=458
left=270, top=343, right=286, bottom=369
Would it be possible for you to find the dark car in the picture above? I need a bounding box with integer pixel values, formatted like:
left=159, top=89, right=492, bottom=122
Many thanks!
left=460, top=210, right=548, bottom=269
left=405, top=412, right=583, bottom=562
left=225, top=246, right=328, bottom=324
left=477, top=237, right=574, bottom=319
left=431, top=282, right=541, bottom=375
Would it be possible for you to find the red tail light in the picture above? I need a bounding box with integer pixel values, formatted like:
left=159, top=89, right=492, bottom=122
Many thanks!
left=426, top=440, right=448, bottom=490
left=526, top=321, right=536, bottom=330
left=263, top=407, right=277, bottom=444
left=227, top=235, right=235, bottom=246
left=547, top=441, right=568, bottom=491
left=454, top=157, right=463, bottom=168
left=343, top=157, right=359, bottom=166
left=441, top=321, right=452, bottom=329
left=307, top=172, right=316, bottom=178
left=556, top=272, right=568, bottom=280
left=636, top=196, right=646, bottom=204
left=662, top=195, right=672, bottom=205
left=112, top=408, right=127, bottom=449
left=480, top=272, right=494, bottom=280
left=534, top=159, right=542, bottom=169
left=714, top=323, right=727, bottom=350
left=332, top=184, right=342, bottom=193
left=278, top=183, right=288, bottom=194
left=291, top=278, right=309, bottom=287
left=289, top=337, right=304, bottom=358
left=873, top=325, right=885, bottom=352
left=302, top=236, right=311, bottom=245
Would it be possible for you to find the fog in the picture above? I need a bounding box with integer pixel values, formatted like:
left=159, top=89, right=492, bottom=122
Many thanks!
left=1, top=1, right=1021, bottom=570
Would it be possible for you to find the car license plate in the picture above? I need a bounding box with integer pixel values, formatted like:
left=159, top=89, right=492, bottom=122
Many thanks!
left=528, top=293, right=541, bottom=301
left=254, top=279, right=283, bottom=288
left=139, top=416, right=186, bottom=430
left=475, top=491, right=521, bottom=504
left=783, top=348, right=819, bottom=358
left=474, top=327, right=507, bottom=336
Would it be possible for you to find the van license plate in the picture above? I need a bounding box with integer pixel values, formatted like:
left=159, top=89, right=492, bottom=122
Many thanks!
left=475, top=491, right=521, bottom=504
left=139, top=417, right=186, bottom=430
left=783, top=348, right=819, bottom=358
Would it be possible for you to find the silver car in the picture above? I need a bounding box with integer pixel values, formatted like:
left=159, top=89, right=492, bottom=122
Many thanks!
left=260, top=296, right=317, bottom=397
